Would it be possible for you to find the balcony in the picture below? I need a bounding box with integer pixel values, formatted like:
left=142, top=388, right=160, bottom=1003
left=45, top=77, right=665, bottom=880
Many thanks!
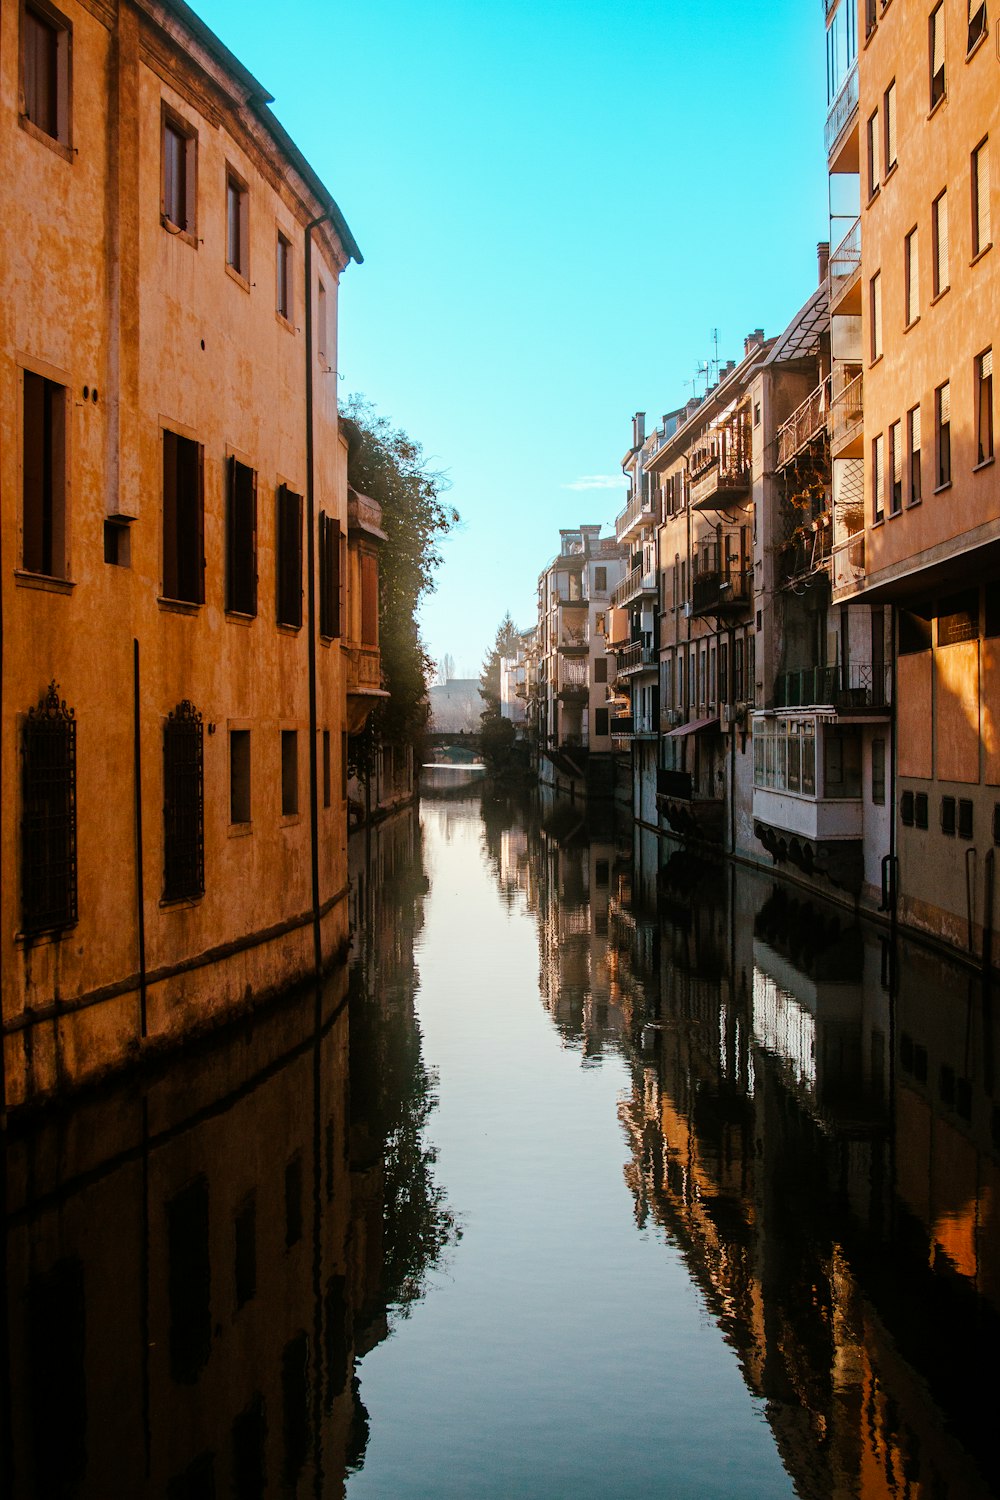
left=556, top=658, right=590, bottom=700
left=611, top=565, right=657, bottom=609
left=688, top=409, right=751, bottom=510
left=831, top=532, right=865, bottom=593
left=656, top=768, right=724, bottom=842
left=691, top=566, right=751, bottom=618
left=610, top=714, right=634, bottom=743
left=830, top=366, right=863, bottom=457
left=774, top=661, right=891, bottom=711
left=614, top=641, right=656, bottom=676
left=825, top=61, right=859, bottom=163
left=616, top=491, right=656, bottom=544
left=777, top=379, right=830, bottom=469
left=557, top=621, right=589, bottom=653
left=829, top=217, right=861, bottom=312
left=778, top=516, right=832, bottom=586
left=345, top=643, right=388, bottom=733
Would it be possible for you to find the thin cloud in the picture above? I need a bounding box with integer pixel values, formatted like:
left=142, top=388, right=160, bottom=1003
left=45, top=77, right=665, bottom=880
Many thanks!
left=561, top=475, right=625, bottom=492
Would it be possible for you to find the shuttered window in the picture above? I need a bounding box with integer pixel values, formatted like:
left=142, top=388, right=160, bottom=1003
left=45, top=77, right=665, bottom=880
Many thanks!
left=22, top=2, right=70, bottom=144
left=226, top=457, right=257, bottom=616
left=867, top=111, right=880, bottom=196
left=22, top=369, right=67, bottom=578
left=870, top=271, right=883, bottom=359
left=908, top=405, right=922, bottom=503
left=936, top=381, right=952, bottom=487
left=905, top=227, right=919, bottom=324
left=163, top=700, right=204, bottom=901
left=930, top=3, right=946, bottom=106
left=318, top=514, right=341, bottom=639
left=276, top=485, right=303, bottom=627
left=978, top=348, right=994, bottom=464
left=162, top=431, right=204, bottom=603
left=973, top=138, right=991, bottom=256
left=873, top=432, right=885, bottom=522
left=21, top=682, right=77, bottom=935
left=360, top=550, right=379, bottom=647
left=890, top=421, right=902, bottom=513
left=884, top=81, right=897, bottom=170
left=933, top=189, right=949, bottom=293
left=968, top=0, right=988, bottom=50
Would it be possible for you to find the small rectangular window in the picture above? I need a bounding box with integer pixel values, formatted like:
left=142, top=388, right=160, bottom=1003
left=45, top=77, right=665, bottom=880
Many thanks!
left=323, top=729, right=331, bottom=809
left=930, top=2, right=946, bottom=107
left=226, top=169, right=248, bottom=279
left=969, top=0, right=988, bottom=50
left=993, top=802, right=1000, bottom=844
left=161, top=109, right=196, bottom=236
left=977, top=348, right=994, bottom=464
left=932, top=189, right=949, bottom=294
left=941, top=794, right=956, bottom=835
left=908, top=405, right=922, bottom=503
left=595, top=707, right=609, bottom=736
left=867, top=110, right=880, bottom=197
left=872, top=739, right=886, bottom=804
left=276, top=485, right=303, bottom=628
left=884, top=81, right=897, bottom=170
left=163, top=700, right=204, bottom=901
left=889, top=421, right=902, bottom=514
left=870, top=271, right=883, bottom=360
left=281, top=730, right=298, bottom=817
left=873, top=431, right=885, bottom=523
left=915, top=792, right=929, bottom=828
left=973, top=138, right=992, bottom=257
left=276, top=230, right=292, bottom=321
left=318, top=513, right=341, bottom=639
left=21, top=0, right=71, bottom=146
left=936, top=381, right=951, bottom=487
left=22, top=369, right=67, bottom=578
left=162, top=430, right=204, bottom=603
left=905, top=227, right=919, bottom=325
left=226, top=457, right=257, bottom=616
left=594, top=565, right=607, bottom=592
left=317, top=280, right=328, bottom=365
left=21, top=682, right=78, bottom=935
left=594, top=657, right=608, bottom=683
left=958, top=798, right=974, bottom=839
left=901, top=790, right=915, bottom=826
left=230, top=729, right=251, bottom=824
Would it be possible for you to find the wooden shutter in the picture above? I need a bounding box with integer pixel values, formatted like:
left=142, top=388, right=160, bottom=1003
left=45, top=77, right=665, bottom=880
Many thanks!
left=172, top=435, right=204, bottom=604
left=319, top=514, right=341, bottom=638
left=226, top=457, right=257, bottom=615
left=931, top=6, right=945, bottom=102
left=162, top=430, right=179, bottom=598
left=360, top=550, right=378, bottom=646
left=277, top=485, right=303, bottom=627
left=871, top=272, right=882, bottom=358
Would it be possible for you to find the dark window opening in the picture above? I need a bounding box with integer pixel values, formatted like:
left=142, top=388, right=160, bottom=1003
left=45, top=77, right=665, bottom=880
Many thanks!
left=226, top=456, right=257, bottom=616
left=958, top=798, right=974, bottom=839
left=276, top=485, right=303, bottom=628
left=276, top=231, right=292, bottom=320
left=103, top=517, right=131, bottom=566
left=594, top=566, right=607, bottom=591
left=230, top=729, right=250, bottom=824
left=22, top=369, right=67, bottom=578
left=936, top=382, right=951, bottom=488
left=901, top=790, right=915, bottom=826
left=930, top=3, right=946, bottom=106
left=969, top=0, right=988, bottom=49
left=594, top=657, right=608, bottom=683
left=22, top=2, right=69, bottom=144
left=163, top=700, right=204, bottom=900
left=941, top=795, right=956, bottom=836
left=281, top=730, right=298, bottom=817
left=21, top=681, right=77, bottom=935
left=595, top=707, right=609, bottom=736
left=226, top=170, right=248, bottom=278
left=162, top=113, right=195, bottom=234
left=322, top=729, right=331, bottom=809
left=915, top=792, right=929, bottom=829
left=167, top=1175, right=211, bottom=1385
left=232, top=1396, right=266, bottom=1500
left=319, top=513, right=341, bottom=639
left=162, top=430, right=204, bottom=604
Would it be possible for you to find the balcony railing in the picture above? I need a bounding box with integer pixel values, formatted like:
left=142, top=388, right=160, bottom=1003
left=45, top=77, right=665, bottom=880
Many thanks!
left=831, top=367, right=863, bottom=453
left=557, top=624, right=589, bottom=651
left=775, top=661, right=890, bottom=710
left=557, top=659, right=590, bottom=697
left=777, top=379, right=830, bottom=469
left=345, top=643, right=382, bottom=693
left=691, top=567, right=752, bottom=616
left=778, top=518, right=832, bottom=584
left=657, top=768, right=693, bottom=800
left=611, top=566, right=657, bottom=609
left=832, top=532, right=866, bottom=590
left=829, top=217, right=861, bottom=306
left=615, top=641, right=656, bottom=675
left=615, top=491, right=655, bottom=543
left=610, top=715, right=634, bottom=738
left=688, top=408, right=752, bottom=510
left=825, top=61, right=859, bottom=158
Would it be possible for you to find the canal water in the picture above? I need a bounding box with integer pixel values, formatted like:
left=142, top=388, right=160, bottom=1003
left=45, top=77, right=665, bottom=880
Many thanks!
left=3, top=785, right=999, bottom=1497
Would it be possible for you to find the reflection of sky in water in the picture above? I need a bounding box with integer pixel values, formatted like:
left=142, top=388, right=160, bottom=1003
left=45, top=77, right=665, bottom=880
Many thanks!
left=348, top=802, right=794, bottom=1500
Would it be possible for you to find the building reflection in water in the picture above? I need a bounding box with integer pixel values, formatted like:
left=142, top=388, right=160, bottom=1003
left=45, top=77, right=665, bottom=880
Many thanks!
left=2, top=806, right=454, bottom=1500
left=490, top=788, right=1000, bottom=1500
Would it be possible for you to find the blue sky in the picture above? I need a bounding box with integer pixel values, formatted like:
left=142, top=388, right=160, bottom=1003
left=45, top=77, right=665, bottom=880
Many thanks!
left=196, top=0, right=829, bottom=677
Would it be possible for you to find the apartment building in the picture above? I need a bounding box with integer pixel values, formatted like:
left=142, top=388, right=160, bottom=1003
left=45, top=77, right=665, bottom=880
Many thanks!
left=533, top=526, right=626, bottom=799
left=828, top=0, right=999, bottom=954
left=1, top=0, right=371, bottom=1111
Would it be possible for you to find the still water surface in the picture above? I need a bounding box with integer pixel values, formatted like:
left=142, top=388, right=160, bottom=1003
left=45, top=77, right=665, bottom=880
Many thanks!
left=4, top=786, right=999, bottom=1497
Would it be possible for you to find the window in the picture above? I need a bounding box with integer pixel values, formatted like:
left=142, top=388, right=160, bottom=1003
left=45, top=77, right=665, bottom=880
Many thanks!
left=595, top=611, right=605, bottom=634
left=908, top=405, right=923, bottom=502
left=932, top=189, right=949, bottom=294
left=973, top=138, right=991, bottom=256
left=969, top=0, right=988, bottom=49
left=866, top=0, right=878, bottom=37
left=341, top=731, right=348, bottom=801
left=977, top=348, right=994, bottom=463
left=162, top=430, right=204, bottom=603
left=595, top=707, right=609, bottom=736
left=870, top=272, right=883, bottom=360
left=872, top=738, right=886, bottom=804
left=21, top=681, right=77, bottom=935
left=936, top=381, right=951, bottom=487
left=594, top=566, right=607, bottom=592
left=22, top=369, right=67, bottom=578
left=901, top=789, right=915, bottom=825
left=958, top=798, right=974, bottom=839
left=941, top=795, right=956, bottom=835
left=226, top=169, right=248, bottom=279
left=360, top=551, right=379, bottom=647
left=873, top=431, right=885, bottom=523
left=889, top=421, right=902, bottom=514
left=915, top=792, right=929, bottom=828
left=594, top=657, right=608, bottom=683
left=276, top=485, right=303, bottom=628
left=21, top=0, right=71, bottom=146
left=161, top=109, right=196, bottom=236
left=322, top=729, right=331, bottom=808
left=104, top=518, right=130, bottom=567
left=867, top=110, right=880, bottom=196
left=905, top=227, right=919, bottom=324
left=276, top=230, right=292, bottom=321
left=225, top=457, right=257, bottom=616
left=318, top=513, right=341, bottom=639
left=930, top=3, right=946, bottom=106
left=281, top=730, right=298, bottom=816
left=230, top=729, right=250, bottom=824
left=884, top=81, right=897, bottom=171
left=317, top=280, right=328, bottom=366
left=163, top=700, right=204, bottom=901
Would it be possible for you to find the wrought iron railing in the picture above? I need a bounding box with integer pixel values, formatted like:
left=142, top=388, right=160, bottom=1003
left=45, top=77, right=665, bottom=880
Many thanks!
left=831, top=532, right=866, bottom=590
left=775, top=660, right=890, bottom=709
left=831, top=368, right=863, bottom=451
left=777, top=379, right=830, bottom=468
left=615, top=641, right=656, bottom=673
left=829, top=217, right=861, bottom=303
left=615, top=491, right=655, bottom=541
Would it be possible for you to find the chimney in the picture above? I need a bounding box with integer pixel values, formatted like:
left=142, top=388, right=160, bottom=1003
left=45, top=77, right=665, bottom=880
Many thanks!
left=744, top=328, right=765, bottom=356
left=817, top=240, right=830, bottom=284
left=633, top=411, right=646, bottom=447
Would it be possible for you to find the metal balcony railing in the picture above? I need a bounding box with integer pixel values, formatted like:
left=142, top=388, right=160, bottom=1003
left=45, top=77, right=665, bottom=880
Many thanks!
left=775, top=661, right=891, bottom=709
left=657, top=768, right=693, bottom=800
left=777, top=379, right=830, bottom=468
left=829, top=217, right=861, bottom=304
left=615, top=641, right=656, bottom=674
left=831, top=368, right=863, bottom=452
left=610, top=715, right=634, bottom=737
left=557, top=659, right=590, bottom=695
left=825, top=61, right=859, bottom=157
left=691, top=567, right=752, bottom=616
left=611, top=566, right=656, bottom=609
left=615, top=491, right=655, bottom=542
left=779, top=519, right=832, bottom=583
left=832, top=532, right=866, bottom=590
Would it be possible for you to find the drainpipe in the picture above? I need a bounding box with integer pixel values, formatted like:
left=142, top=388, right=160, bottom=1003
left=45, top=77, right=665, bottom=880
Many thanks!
left=304, top=208, right=335, bottom=977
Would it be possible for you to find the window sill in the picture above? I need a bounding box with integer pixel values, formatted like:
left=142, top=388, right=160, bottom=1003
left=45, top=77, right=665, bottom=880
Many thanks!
left=970, top=243, right=993, bottom=267
left=869, top=353, right=884, bottom=370
left=14, top=570, right=75, bottom=594
left=161, top=216, right=197, bottom=248
left=228, top=822, right=253, bottom=838
left=883, top=161, right=898, bottom=184
left=15, top=923, right=77, bottom=947
left=225, top=610, right=257, bottom=626
left=225, top=262, right=250, bottom=292
left=974, top=456, right=996, bottom=472
left=18, top=113, right=73, bottom=162
left=279, top=813, right=302, bottom=828
left=966, top=29, right=989, bottom=62
left=276, top=311, right=296, bottom=334
left=888, top=506, right=904, bottom=520
left=157, top=596, right=202, bottom=615
left=867, top=185, right=881, bottom=206
left=277, top=621, right=303, bottom=635
left=907, top=497, right=923, bottom=509
left=904, top=315, right=921, bottom=333
left=933, top=480, right=953, bottom=494
left=928, top=93, right=947, bottom=121
left=872, top=516, right=885, bottom=528
left=160, top=894, right=204, bottom=911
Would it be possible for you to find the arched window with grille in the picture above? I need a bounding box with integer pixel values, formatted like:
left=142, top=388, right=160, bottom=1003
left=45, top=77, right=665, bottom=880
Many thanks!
left=163, top=700, right=204, bottom=900
left=21, top=681, right=77, bottom=936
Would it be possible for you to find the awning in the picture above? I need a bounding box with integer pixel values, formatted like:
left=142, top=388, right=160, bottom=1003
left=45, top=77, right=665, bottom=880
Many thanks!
left=665, top=715, right=719, bottom=738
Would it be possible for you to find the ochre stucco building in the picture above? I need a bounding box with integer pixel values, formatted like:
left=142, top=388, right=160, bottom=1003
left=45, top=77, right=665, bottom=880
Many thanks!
left=1, top=0, right=380, bottom=1113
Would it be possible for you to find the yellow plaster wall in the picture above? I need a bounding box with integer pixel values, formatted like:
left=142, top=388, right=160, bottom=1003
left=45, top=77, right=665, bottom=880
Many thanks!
left=896, top=652, right=933, bottom=776
left=934, top=640, right=980, bottom=783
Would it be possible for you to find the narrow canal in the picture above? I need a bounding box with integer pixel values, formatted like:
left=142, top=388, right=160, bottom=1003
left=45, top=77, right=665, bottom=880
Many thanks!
left=3, top=786, right=999, bottom=1497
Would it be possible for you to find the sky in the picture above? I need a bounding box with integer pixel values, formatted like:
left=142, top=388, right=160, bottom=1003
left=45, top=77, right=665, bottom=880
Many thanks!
left=195, top=0, right=830, bottom=678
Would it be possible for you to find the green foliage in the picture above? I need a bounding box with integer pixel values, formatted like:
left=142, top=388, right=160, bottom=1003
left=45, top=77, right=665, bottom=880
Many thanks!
left=479, top=611, right=521, bottom=710
left=344, top=396, right=459, bottom=749
left=479, top=711, right=516, bottom=771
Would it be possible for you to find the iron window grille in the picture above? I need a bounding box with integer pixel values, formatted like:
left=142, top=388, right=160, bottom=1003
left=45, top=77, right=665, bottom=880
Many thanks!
left=21, top=681, right=77, bottom=935
left=163, top=700, right=204, bottom=900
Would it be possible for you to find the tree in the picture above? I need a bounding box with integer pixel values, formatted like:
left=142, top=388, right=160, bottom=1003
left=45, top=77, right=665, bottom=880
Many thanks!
left=438, top=652, right=455, bottom=685
left=479, top=612, right=521, bottom=712
left=342, top=397, right=459, bottom=751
